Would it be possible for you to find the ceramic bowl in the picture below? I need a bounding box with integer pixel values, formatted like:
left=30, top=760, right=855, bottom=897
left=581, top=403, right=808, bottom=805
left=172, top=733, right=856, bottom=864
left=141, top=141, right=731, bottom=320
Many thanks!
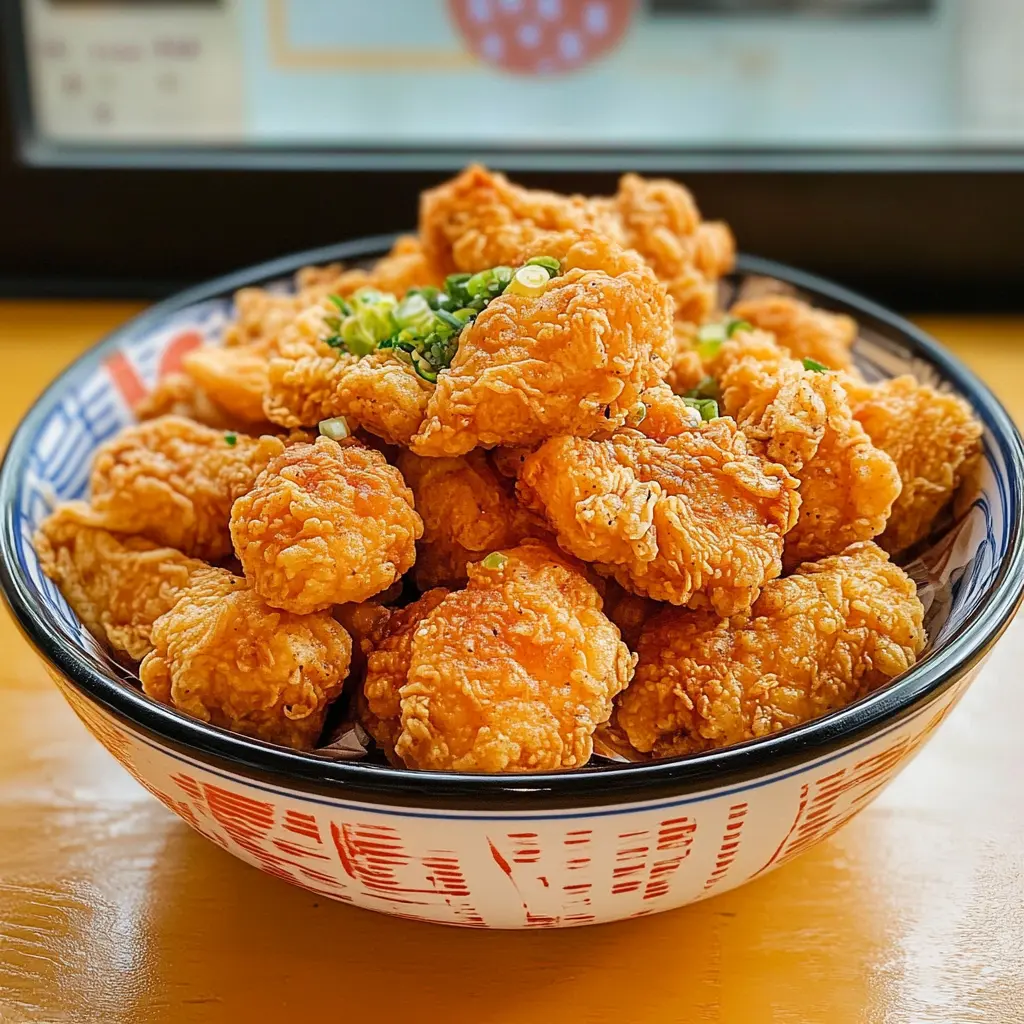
left=2, top=238, right=1022, bottom=929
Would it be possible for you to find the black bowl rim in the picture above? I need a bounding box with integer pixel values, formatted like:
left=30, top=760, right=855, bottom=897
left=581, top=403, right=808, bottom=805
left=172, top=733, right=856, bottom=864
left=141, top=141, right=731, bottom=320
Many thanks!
left=2, top=235, right=1023, bottom=812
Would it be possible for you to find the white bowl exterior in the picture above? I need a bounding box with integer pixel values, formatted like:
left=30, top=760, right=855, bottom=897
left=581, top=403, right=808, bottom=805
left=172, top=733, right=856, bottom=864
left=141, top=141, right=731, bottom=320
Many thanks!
left=53, top=669, right=975, bottom=929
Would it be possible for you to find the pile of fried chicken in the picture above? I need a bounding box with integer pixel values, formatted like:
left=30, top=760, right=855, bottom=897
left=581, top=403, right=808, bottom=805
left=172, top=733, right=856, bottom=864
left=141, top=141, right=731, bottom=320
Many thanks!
left=35, top=166, right=983, bottom=773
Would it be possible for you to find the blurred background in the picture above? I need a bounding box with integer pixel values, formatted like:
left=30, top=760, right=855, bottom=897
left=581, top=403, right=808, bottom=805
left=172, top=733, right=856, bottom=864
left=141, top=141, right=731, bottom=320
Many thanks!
left=1, top=0, right=1023, bottom=308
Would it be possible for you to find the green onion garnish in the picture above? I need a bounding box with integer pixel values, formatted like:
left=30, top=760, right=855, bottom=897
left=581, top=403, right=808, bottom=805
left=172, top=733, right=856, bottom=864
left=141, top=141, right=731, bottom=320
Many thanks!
left=224, top=432, right=237, bottom=447
left=802, top=357, right=830, bottom=373
left=318, top=416, right=351, bottom=441
left=525, top=255, right=561, bottom=276
left=481, top=552, right=508, bottom=570
left=683, top=397, right=720, bottom=421
left=685, top=376, right=720, bottom=402
left=322, top=257, right=562, bottom=381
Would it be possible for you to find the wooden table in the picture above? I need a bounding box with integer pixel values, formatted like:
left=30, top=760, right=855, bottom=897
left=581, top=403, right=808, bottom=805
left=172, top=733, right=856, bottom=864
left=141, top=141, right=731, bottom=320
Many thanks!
left=1, top=302, right=1022, bottom=1024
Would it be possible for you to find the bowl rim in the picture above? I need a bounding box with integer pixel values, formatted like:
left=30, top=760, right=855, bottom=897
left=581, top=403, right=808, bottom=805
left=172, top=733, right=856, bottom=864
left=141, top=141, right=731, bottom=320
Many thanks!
left=2, top=235, right=1023, bottom=811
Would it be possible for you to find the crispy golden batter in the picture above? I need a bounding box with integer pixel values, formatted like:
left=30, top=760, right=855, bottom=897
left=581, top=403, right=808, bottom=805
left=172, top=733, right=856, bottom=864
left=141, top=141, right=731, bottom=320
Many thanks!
left=490, top=445, right=535, bottom=480
left=731, top=295, right=857, bottom=372
left=88, top=417, right=285, bottom=561
left=230, top=437, right=422, bottom=613
left=518, top=423, right=799, bottom=614
left=603, top=581, right=659, bottom=651
left=420, top=164, right=623, bottom=275
left=397, top=450, right=546, bottom=588
left=328, top=235, right=442, bottom=299
left=223, top=286, right=314, bottom=350
left=264, top=302, right=433, bottom=445
left=617, top=542, right=926, bottom=756
left=363, top=542, right=633, bottom=772
left=420, top=166, right=733, bottom=326
left=411, top=235, right=670, bottom=456
left=361, top=588, right=451, bottom=758
left=138, top=567, right=351, bottom=750
left=633, top=384, right=702, bottom=442
left=844, top=375, right=983, bottom=553
left=614, top=172, right=735, bottom=324
left=33, top=502, right=207, bottom=660
left=181, top=345, right=271, bottom=426
left=134, top=373, right=238, bottom=431
left=716, top=333, right=901, bottom=566
left=662, top=321, right=706, bottom=395
left=222, top=240, right=439, bottom=353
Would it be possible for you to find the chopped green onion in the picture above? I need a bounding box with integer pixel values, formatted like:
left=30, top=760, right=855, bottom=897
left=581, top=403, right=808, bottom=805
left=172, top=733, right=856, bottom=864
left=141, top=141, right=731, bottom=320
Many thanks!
left=435, top=308, right=465, bottom=332
left=407, top=286, right=442, bottom=309
left=683, top=397, right=720, bottom=422
left=318, top=416, right=351, bottom=441
left=726, top=318, right=751, bottom=338
left=802, top=357, right=830, bottom=373
left=481, top=552, right=508, bottom=570
left=506, top=264, right=552, bottom=298
left=631, top=402, right=648, bottom=425
left=328, top=294, right=351, bottom=315
left=393, top=293, right=436, bottom=334
left=224, top=432, right=237, bottom=447
left=525, top=255, right=561, bottom=277
left=685, top=376, right=720, bottom=402
left=411, top=351, right=438, bottom=383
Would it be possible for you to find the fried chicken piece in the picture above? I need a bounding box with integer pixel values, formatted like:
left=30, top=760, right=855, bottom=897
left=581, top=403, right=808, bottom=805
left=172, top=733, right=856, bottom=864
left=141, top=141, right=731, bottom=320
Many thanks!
left=222, top=240, right=439, bottom=352
left=362, top=541, right=633, bottom=772
left=617, top=542, right=926, bottom=756
left=181, top=345, right=272, bottom=426
left=334, top=600, right=394, bottom=684
left=33, top=502, right=208, bottom=660
left=264, top=301, right=433, bottom=445
left=420, top=164, right=623, bottom=275
left=490, top=445, right=535, bottom=480
left=397, top=449, right=547, bottom=588
left=843, top=375, right=983, bottom=553
left=328, top=235, right=442, bottom=299
left=662, top=321, right=706, bottom=395
left=420, top=166, right=733, bottom=327
left=614, top=173, right=735, bottom=325
left=88, top=416, right=285, bottom=561
left=230, top=437, right=422, bottom=613
left=411, top=235, right=671, bottom=456
left=518, top=423, right=799, bottom=615
left=138, top=566, right=351, bottom=750
left=633, top=384, right=702, bottom=442
left=360, top=588, right=451, bottom=759
left=731, top=295, right=857, bottom=372
left=716, top=332, right=901, bottom=566
left=134, top=373, right=238, bottom=431
left=603, top=581, right=660, bottom=651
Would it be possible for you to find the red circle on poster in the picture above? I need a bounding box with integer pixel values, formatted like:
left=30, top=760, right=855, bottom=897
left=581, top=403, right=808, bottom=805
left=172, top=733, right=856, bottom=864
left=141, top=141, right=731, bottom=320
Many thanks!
left=449, top=0, right=638, bottom=76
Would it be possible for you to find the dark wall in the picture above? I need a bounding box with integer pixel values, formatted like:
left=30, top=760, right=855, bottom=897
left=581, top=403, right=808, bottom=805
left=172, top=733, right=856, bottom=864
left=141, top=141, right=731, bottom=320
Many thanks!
left=2, top=40, right=1022, bottom=309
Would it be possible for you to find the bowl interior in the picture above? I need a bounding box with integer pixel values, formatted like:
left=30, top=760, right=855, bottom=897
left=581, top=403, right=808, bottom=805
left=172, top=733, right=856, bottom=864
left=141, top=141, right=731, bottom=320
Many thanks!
left=3, top=241, right=1022, bottom=793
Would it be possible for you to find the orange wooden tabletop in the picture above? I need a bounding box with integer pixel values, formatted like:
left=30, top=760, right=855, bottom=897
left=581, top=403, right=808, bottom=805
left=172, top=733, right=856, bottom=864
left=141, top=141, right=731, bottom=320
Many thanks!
left=1, top=302, right=1022, bottom=1023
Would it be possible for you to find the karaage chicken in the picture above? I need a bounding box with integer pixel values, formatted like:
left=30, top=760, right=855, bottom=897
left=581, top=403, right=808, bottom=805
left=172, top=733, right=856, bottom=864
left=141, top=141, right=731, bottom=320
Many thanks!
left=411, top=234, right=671, bottom=455
left=397, top=449, right=545, bottom=588
left=139, top=565, right=352, bottom=750
left=34, top=502, right=208, bottom=660
left=230, top=437, right=422, bottom=613
left=731, top=295, right=857, bottom=372
left=361, top=541, right=633, bottom=772
left=617, top=542, right=926, bottom=756
left=88, top=416, right=285, bottom=561
left=715, top=331, right=902, bottom=565
left=844, top=374, right=983, bottom=553
left=518, top=422, right=800, bottom=614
